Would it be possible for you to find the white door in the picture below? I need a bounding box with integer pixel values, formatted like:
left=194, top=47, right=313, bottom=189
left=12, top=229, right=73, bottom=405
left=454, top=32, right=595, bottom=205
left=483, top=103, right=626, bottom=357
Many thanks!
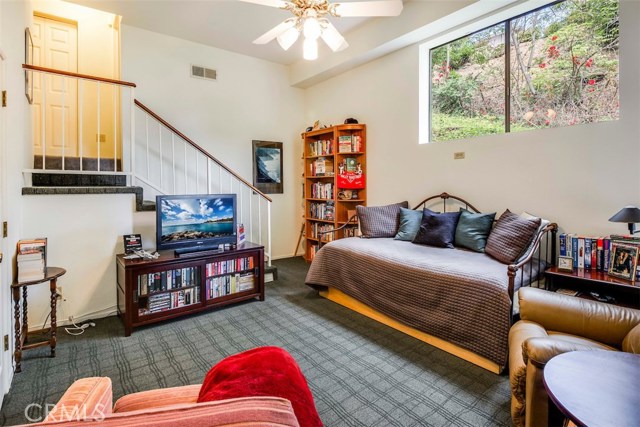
left=32, top=15, right=78, bottom=160
left=0, top=47, right=9, bottom=407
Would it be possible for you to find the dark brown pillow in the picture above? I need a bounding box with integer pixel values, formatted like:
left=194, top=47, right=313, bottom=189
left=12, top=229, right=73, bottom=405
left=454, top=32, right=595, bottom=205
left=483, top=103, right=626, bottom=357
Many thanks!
left=357, top=201, right=409, bottom=238
left=485, top=210, right=541, bottom=264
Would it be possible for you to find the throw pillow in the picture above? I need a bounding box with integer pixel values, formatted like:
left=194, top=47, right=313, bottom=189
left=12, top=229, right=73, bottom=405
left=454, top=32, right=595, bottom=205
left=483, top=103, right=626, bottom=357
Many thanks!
left=394, top=208, right=424, bottom=241
left=485, top=210, right=541, bottom=264
left=454, top=209, right=496, bottom=252
left=413, top=210, right=461, bottom=248
left=197, top=346, right=322, bottom=427
left=516, top=211, right=551, bottom=261
left=357, top=201, right=409, bottom=238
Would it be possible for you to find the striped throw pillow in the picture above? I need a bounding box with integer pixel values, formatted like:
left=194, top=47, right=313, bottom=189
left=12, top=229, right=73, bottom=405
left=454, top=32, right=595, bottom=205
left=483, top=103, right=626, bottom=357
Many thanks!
left=357, top=201, right=409, bottom=238
left=485, top=210, right=541, bottom=264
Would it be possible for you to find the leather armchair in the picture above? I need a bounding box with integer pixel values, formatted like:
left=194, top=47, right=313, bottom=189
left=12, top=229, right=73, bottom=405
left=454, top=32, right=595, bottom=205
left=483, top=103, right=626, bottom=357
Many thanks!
left=508, top=287, right=640, bottom=427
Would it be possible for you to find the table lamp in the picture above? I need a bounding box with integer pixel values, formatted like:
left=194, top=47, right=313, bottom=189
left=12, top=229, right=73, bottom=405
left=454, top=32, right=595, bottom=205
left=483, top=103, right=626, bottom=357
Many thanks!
left=609, top=206, right=640, bottom=234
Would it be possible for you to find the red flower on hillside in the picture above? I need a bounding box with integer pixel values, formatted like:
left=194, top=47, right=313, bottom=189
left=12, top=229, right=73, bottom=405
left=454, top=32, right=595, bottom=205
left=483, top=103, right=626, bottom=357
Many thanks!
left=585, top=58, right=593, bottom=68
left=573, top=56, right=581, bottom=65
left=539, top=63, right=546, bottom=68
left=547, top=46, right=559, bottom=59
left=588, top=79, right=596, bottom=85
left=551, top=35, right=558, bottom=41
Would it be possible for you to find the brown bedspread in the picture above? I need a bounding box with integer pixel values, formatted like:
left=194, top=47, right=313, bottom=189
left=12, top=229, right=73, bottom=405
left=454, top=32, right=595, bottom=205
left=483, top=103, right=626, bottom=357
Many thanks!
left=305, top=238, right=538, bottom=369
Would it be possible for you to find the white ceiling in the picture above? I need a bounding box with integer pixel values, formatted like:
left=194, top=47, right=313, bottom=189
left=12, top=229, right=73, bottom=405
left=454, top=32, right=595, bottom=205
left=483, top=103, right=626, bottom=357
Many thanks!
left=69, top=0, right=384, bottom=65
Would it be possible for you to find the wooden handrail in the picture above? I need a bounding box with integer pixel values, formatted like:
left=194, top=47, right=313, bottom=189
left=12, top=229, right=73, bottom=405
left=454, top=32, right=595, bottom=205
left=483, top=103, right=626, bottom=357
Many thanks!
left=133, top=99, right=272, bottom=203
left=23, top=64, right=137, bottom=87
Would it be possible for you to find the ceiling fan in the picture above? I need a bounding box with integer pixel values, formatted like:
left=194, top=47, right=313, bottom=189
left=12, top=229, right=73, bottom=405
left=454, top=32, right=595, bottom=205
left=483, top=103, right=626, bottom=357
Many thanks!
left=239, top=0, right=403, bottom=60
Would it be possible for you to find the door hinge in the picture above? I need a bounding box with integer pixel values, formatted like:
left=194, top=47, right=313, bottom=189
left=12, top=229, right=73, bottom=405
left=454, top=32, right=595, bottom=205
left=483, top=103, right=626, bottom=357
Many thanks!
left=2, top=222, right=7, bottom=238
left=1, top=90, right=6, bottom=107
left=3, top=335, right=8, bottom=352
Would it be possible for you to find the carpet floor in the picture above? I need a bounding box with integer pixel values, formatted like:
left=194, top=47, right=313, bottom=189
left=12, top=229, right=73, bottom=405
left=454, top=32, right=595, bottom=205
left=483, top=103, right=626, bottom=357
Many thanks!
left=1, top=256, right=511, bottom=426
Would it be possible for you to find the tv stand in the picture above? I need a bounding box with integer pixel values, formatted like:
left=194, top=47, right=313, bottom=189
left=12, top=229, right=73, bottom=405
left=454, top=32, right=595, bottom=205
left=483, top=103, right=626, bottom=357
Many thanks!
left=116, top=242, right=264, bottom=336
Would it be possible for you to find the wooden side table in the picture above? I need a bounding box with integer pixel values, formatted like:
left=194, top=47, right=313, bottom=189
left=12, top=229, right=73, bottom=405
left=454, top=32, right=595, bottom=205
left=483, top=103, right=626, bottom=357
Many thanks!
left=11, top=267, right=66, bottom=373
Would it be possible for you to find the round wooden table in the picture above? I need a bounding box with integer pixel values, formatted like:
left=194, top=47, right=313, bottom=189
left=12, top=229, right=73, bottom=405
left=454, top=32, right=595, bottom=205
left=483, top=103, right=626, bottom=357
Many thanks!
left=11, top=267, right=66, bottom=373
left=543, top=350, right=640, bottom=427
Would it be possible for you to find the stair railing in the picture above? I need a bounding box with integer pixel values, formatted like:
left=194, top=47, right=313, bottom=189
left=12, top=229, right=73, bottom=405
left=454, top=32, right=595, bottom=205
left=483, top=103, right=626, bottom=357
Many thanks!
left=22, top=64, right=136, bottom=179
left=132, top=101, right=273, bottom=266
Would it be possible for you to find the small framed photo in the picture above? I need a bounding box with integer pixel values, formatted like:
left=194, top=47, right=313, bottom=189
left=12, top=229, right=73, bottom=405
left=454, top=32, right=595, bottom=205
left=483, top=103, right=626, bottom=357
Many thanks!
left=557, top=256, right=574, bottom=272
left=608, top=243, right=639, bottom=281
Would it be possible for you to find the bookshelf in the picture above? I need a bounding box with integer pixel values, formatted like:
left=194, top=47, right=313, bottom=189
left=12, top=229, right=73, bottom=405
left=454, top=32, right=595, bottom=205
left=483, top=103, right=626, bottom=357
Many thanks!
left=116, top=242, right=264, bottom=336
left=302, top=124, right=366, bottom=261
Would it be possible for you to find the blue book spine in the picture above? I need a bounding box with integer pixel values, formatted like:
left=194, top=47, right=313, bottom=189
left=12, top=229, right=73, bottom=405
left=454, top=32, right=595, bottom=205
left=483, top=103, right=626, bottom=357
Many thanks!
left=559, top=233, right=567, bottom=257
left=603, top=239, right=611, bottom=271
left=572, top=236, right=579, bottom=268
left=584, top=238, right=592, bottom=270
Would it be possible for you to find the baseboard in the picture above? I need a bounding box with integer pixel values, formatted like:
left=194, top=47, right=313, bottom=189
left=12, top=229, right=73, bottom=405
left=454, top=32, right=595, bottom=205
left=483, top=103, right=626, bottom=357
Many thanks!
left=28, top=305, right=117, bottom=332
left=319, top=287, right=502, bottom=375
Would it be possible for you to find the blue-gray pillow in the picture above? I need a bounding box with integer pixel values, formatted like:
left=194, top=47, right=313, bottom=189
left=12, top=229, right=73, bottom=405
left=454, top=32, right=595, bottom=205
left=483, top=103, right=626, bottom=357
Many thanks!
left=394, top=208, right=426, bottom=241
left=413, top=211, right=461, bottom=248
left=357, top=201, right=409, bottom=238
left=454, top=209, right=496, bottom=252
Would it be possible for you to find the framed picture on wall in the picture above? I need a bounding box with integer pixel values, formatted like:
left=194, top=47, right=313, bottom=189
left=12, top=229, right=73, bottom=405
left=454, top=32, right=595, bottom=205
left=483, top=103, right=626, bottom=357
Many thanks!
left=252, top=140, right=283, bottom=194
left=25, top=27, right=34, bottom=104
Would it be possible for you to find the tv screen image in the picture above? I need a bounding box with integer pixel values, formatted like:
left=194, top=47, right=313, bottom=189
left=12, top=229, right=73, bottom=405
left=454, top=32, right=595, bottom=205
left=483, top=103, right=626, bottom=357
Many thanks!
left=156, top=194, right=237, bottom=251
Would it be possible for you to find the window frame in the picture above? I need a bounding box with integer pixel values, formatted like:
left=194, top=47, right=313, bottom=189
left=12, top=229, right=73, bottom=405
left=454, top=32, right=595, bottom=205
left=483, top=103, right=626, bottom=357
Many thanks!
left=418, top=0, right=599, bottom=144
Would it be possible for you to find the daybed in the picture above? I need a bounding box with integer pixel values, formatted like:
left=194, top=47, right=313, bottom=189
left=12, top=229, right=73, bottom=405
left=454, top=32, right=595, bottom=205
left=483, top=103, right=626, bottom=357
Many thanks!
left=305, top=193, right=556, bottom=373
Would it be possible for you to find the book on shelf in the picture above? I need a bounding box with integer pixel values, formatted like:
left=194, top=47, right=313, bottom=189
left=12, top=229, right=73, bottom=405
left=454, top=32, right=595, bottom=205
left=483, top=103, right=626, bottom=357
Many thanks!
left=338, top=136, right=352, bottom=153
left=555, top=288, right=579, bottom=296
left=308, top=139, right=332, bottom=157
left=17, top=237, right=47, bottom=282
left=138, top=266, right=200, bottom=295
left=345, top=157, right=357, bottom=172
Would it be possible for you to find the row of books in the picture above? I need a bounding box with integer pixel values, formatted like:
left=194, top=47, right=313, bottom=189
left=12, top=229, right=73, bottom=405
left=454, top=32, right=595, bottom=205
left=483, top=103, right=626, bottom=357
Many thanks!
left=205, top=256, right=254, bottom=277
left=308, top=139, right=333, bottom=157
left=343, top=226, right=359, bottom=238
left=310, top=223, right=335, bottom=242
left=17, top=238, right=47, bottom=283
left=137, top=266, right=199, bottom=296
left=338, top=135, right=363, bottom=153
left=559, top=234, right=640, bottom=275
left=309, top=201, right=335, bottom=221
left=205, top=273, right=254, bottom=299
left=308, top=244, right=320, bottom=260
left=139, top=287, right=201, bottom=315
left=310, top=182, right=334, bottom=199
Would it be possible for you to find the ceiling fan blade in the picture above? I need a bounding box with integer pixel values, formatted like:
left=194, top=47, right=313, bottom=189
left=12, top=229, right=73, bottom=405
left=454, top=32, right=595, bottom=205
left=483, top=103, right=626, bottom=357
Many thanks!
left=238, top=0, right=289, bottom=9
left=253, top=19, right=297, bottom=45
left=334, top=1, right=403, bottom=17
left=321, top=22, right=348, bottom=52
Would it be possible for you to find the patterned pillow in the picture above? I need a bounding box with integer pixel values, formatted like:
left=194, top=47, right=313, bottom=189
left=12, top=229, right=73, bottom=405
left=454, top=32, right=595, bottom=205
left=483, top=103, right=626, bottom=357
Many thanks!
left=413, top=210, right=461, bottom=248
left=357, top=201, right=409, bottom=238
left=485, top=210, right=541, bottom=264
left=454, top=209, right=496, bottom=252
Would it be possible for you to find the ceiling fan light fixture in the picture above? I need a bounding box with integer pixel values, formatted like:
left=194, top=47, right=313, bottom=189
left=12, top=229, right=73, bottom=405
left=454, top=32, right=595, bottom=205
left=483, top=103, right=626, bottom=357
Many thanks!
left=303, top=37, right=318, bottom=60
left=320, top=21, right=347, bottom=52
left=303, top=17, right=322, bottom=40
left=277, top=26, right=300, bottom=50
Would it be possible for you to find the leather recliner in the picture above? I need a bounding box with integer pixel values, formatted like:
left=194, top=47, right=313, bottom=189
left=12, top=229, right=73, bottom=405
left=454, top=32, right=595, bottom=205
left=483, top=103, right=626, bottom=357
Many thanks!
left=509, top=287, right=640, bottom=427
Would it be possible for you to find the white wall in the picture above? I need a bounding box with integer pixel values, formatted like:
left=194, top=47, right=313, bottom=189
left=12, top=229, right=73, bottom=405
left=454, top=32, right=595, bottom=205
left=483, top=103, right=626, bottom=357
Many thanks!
left=121, top=25, right=306, bottom=260
left=305, top=1, right=640, bottom=238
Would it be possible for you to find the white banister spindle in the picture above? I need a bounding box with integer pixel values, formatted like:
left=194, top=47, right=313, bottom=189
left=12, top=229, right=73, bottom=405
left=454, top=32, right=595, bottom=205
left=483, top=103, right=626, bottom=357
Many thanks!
left=79, top=80, right=84, bottom=171
left=41, top=74, right=47, bottom=169
left=239, top=186, right=243, bottom=226
left=114, top=86, right=117, bottom=171
left=97, top=82, right=101, bottom=172
left=195, top=154, right=199, bottom=193
left=207, top=158, right=211, bottom=193
left=159, top=123, right=163, bottom=191
left=249, top=194, right=253, bottom=242
left=258, top=198, right=262, bottom=245
left=172, top=134, right=176, bottom=194
left=267, top=201, right=272, bottom=266
left=129, top=88, right=136, bottom=186
left=145, top=114, right=150, bottom=179
left=218, top=166, right=222, bottom=194
left=184, top=142, right=187, bottom=193
left=61, top=76, right=66, bottom=170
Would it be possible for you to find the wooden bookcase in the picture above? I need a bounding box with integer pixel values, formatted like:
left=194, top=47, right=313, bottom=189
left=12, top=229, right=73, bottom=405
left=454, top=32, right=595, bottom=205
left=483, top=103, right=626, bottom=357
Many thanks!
left=302, top=124, right=366, bottom=261
left=116, top=242, right=264, bottom=336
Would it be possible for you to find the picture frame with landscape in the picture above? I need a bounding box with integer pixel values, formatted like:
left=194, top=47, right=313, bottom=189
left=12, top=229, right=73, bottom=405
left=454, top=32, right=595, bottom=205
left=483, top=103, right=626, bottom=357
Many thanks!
left=608, top=243, right=638, bottom=281
left=252, top=140, right=283, bottom=194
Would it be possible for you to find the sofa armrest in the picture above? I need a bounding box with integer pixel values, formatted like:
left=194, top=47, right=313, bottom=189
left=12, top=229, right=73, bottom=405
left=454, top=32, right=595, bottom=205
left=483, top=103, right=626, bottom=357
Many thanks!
left=45, top=377, right=112, bottom=423
left=623, top=323, right=640, bottom=353
left=113, top=384, right=201, bottom=413
left=522, top=336, right=613, bottom=368
left=518, top=287, right=640, bottom=346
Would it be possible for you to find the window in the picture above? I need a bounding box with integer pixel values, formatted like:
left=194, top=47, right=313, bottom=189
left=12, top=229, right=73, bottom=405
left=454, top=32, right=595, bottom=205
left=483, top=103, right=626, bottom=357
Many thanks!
left=427, top=0, right=619, bottom=143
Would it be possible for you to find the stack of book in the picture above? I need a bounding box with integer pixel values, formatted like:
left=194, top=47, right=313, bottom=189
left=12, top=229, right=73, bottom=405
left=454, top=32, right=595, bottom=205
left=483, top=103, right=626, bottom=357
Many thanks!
left=17, top=238, right=47, bottom=283
left=559, top=233, right=640, bottom=279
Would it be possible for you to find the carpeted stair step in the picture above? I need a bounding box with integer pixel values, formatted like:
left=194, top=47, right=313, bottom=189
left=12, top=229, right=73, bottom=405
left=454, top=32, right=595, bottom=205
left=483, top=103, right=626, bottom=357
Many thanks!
left=32, top=173, right=127, bottom=187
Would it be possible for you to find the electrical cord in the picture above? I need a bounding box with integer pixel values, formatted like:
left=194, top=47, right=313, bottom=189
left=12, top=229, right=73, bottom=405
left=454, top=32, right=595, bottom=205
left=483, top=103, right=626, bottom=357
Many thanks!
left=64, top=317, right=96, bottom=336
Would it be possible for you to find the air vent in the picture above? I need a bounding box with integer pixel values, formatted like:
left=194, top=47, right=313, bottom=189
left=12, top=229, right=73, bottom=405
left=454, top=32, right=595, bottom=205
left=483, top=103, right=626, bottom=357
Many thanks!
left=191, top=65, right=217, bottom=81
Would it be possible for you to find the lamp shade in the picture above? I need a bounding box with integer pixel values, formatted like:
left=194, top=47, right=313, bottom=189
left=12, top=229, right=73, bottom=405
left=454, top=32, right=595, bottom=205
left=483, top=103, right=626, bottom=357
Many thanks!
left=609, top=206, right=640, bottom=223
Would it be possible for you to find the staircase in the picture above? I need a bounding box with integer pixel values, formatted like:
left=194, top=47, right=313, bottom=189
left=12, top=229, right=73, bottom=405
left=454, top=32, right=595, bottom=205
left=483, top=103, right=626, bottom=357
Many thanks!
left=22, top=64, right=273, bottom=266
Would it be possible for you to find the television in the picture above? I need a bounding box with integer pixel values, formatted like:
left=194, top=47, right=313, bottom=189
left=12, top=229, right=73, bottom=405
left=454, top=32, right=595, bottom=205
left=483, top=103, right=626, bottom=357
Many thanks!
left=156, top=194, right=237, bottom=252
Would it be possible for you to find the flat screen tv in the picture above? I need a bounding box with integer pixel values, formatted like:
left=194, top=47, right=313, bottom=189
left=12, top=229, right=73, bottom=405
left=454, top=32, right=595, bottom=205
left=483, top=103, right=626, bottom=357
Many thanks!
left=156, top=194, right=237, bottom=252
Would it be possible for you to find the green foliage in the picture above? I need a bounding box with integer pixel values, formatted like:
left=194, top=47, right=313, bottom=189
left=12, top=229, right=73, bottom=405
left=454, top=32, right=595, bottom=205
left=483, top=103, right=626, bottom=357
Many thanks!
left=432, top=73, right=478, bottom=115
left=431, top=38, right=476, bottom=70
left=431, top=114, right=504, bottom=142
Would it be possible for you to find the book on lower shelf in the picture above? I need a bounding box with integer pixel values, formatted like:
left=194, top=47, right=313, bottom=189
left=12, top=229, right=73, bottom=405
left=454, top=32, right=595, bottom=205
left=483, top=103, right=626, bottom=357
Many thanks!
left=555, top=288, right=579, bottom=297
left=206, top=273, right=255, bottom=299
left=17, top=237, right=47, bottom=282
left=137, top=266, right=200, bottom=295
left=139, top=286, right=201, bottom=315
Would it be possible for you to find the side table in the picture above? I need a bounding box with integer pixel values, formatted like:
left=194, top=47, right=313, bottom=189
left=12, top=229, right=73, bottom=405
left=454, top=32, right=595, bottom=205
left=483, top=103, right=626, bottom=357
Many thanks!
left=543, top=350, right=640, bottom=427
left=11, top=267, right=66, bottom=373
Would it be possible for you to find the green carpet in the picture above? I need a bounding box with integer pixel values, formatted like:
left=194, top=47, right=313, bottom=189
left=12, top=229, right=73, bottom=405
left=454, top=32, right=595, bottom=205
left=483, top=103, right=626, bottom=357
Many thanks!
left=1, top=257, right=511, bottom=426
